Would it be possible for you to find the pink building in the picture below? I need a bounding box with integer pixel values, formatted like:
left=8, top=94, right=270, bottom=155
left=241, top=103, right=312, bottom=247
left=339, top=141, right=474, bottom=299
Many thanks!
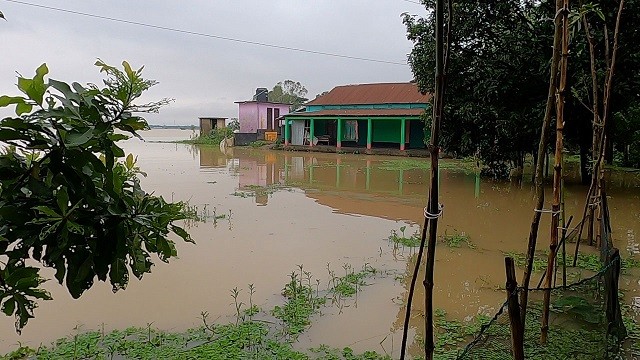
left=235, top=88, right=291, bottom=134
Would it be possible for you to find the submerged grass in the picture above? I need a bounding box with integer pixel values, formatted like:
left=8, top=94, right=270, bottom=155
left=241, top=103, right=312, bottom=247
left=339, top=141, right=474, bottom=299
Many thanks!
left=4, top=265, right=386, bottom=360
left=505, top=250, right=640, bottom=274
left=231, top=183, right=294, bottom=199
left=378, top=158, right=478, bottom=173
left=430, top=299, right=639, bottom=360
left=388, top=227, right=474, bottom=249
left=388, top=226, right=422, bottom=248
left=176, top=128, right=233, bottom=146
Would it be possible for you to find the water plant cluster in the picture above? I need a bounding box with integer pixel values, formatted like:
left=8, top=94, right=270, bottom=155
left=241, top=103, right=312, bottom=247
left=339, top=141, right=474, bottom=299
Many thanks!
left=377, top=158, right=478, bottom=173
left=178, top=127, right=234, bottom=146
left=2, top=265, right=389, bottom=360
left=388, top=227, right=475, bottom=250
left=428, top=303, right=635, bottom=359
left=231, top=183, right=294, bottom=199
left=504, top=251, right=640, bottom=274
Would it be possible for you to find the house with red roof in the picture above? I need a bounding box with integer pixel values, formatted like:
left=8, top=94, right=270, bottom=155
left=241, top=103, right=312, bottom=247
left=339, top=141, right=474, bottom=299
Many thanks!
left=283, top=82, right=430, bottom=150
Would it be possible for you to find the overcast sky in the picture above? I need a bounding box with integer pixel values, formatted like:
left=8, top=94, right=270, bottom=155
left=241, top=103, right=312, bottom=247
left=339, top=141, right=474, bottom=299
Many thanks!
left=0, top=0, right=423, bottom=125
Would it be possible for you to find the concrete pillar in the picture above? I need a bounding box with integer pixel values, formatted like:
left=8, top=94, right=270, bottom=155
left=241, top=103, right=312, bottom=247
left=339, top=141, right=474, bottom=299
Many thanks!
left=367, top=118, right=372, bottom=150
left=337, top=118, right=343, bottom=148
left=309, top=118, right=315, bottom=146
left=400, top=118, right=406, bottom=151
left=284, top=119, right=290, bottom=146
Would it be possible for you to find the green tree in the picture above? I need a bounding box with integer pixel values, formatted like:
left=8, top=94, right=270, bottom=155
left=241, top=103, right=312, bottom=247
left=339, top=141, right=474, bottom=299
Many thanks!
left=268, top=80, right=308, bottom=111
left=404, top=0, right=553, bottom=178
left=227, top=118, right=240, bottom=132
left=0, top=61, right=193, bottom=332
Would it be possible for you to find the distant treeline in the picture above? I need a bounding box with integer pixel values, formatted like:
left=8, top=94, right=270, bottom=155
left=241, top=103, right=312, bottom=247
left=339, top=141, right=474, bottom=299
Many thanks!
left=148, top=124, right=197, bottom=130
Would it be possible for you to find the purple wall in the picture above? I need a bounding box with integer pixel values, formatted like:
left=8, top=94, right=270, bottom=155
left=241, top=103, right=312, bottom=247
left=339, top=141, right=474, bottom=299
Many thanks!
left=238, top=102, right=290, bottom=133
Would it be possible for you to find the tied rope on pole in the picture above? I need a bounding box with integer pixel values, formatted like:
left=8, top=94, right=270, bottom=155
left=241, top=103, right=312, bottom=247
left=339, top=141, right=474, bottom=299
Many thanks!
left=424, top=203, right=444, bottom=220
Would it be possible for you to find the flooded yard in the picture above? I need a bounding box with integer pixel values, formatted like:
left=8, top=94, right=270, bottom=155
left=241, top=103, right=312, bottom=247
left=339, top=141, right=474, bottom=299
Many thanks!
left=1, top=129, right=639, bottom=357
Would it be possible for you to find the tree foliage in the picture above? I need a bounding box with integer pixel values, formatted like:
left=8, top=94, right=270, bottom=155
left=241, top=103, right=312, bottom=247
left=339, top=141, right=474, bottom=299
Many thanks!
left=227, top=118, right=240, bottom=132
left=268, top=80, right=308, bottom=111
left=404, top=0, right=553, bottom=178
left=0, top=61, right=193, bottom=332
left=404, top=0, right=640, bottom=177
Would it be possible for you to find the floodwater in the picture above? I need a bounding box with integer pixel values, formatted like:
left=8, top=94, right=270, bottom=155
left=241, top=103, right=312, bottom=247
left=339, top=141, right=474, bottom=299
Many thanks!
left=1, top=129, right=639, bottom=357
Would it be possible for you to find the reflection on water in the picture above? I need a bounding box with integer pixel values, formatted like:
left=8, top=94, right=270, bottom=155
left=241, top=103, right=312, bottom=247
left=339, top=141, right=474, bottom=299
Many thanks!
left=1, top=129, right=639, bottom=357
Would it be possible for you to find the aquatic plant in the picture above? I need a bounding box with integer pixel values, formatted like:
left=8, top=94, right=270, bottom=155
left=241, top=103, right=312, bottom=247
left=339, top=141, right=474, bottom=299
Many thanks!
left=441, top=231, right=474, bottom=249
left=389, top=226, right=422, bottom=248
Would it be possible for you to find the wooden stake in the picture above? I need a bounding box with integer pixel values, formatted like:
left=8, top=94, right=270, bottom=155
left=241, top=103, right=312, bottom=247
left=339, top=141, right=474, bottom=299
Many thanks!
left=505, top=257, right=525, bottom=360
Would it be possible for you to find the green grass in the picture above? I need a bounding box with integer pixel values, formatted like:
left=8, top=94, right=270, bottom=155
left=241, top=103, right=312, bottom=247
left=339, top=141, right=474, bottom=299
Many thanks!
left=388, top=227, right=475, bottom=249
left=388, top=226, right=422, bottom=248
left=441, top=231, right=474, bottom=249
left=2, top=265, right=385, bottom=360
left=430, top=299, right=637, bottom=360
left=505, top=251, right=640, bottom=274
left=329, top=264, right=376, bottom=298
left=377, top=158, right=478, bottom=173
left=272, top=270, right=327, bottom=336
left=249, top=140, right=271, bottom=148
left=177, top=127, right=233, bottom=146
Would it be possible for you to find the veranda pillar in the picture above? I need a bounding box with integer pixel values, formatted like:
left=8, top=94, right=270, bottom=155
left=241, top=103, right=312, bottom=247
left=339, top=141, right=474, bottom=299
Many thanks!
left=400, top=118, right=407, bottom=150
left=367, top=118, right=372, bottom=150
left=284, top=119, right=290, bottom=146
left=337, top=118, right=343, bottom=148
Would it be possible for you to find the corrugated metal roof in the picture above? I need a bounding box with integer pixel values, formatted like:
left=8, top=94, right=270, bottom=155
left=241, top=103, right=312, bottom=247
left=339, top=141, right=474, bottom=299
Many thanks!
left=234, top=100, right=292, bottom=105
left=285, top=108, right=425, bottom=117
left=306, top=82, right=430, bottom=106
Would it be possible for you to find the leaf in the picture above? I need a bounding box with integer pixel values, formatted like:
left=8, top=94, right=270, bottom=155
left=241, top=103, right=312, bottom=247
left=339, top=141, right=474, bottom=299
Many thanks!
left=38, top=221, right=61, bottom=240
left=1, top=298, right=15, bottom=316
left=109, top=258, right=129, bottom=293
left=125, top=153, right=134, bottom=170
left=33, top=206, right=61, bottom=219
left=56, top=188, right=69, bottom=214
left=0, top=95, right=25, bottom=107
left=171, top=225, right=193, bottom=243
left=63, top=128, right=95, bottom=147
left=122, top=61, right=135, bottom=80
left=15, top=101, right=32, bottom=116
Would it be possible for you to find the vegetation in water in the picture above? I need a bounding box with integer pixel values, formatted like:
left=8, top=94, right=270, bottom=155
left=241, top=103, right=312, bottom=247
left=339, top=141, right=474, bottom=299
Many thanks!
left=441, top=231, right=474, bottom=249
left=388, top=226, right=422, bottom=248
left=231, top=183, right=294, bottom=199
left=0, top=61, right=193, bottom=332
left=179, top=127, right=233, bottom=146
left=505, top=251, right=640, bottom=274
left=378, top=158, right=478, bottom=173
left=273, top=264, right=376, bottom=337
left=2, top=265, right=388, bottom=360
left=388, top=227, right=474, bottom=249
left=249, top=140, right=271, bottom=148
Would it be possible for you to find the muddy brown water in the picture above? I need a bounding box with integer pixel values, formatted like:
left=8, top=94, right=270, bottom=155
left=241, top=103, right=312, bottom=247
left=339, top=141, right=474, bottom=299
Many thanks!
left=1, top=129, right=639, bottom=357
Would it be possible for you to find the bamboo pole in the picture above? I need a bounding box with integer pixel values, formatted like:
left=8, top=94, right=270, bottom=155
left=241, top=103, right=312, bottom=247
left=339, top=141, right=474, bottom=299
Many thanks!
left=400, top=1, right=451, bottom=358
left=541, top=0, right=569, bottom=344
left=505, top=257, right=525, bottom=360
left=573, top=0, right=625, bottom=264
left=422, top=0, right=445, bottom=358
left=519, top=0, right=563, bottom=325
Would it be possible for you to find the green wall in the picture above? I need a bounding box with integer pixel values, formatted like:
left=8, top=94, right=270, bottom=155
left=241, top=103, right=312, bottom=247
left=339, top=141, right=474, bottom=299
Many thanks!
left=372, top=120, right=401, bottom=143
left=409, top=119, right=426, bottom=148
